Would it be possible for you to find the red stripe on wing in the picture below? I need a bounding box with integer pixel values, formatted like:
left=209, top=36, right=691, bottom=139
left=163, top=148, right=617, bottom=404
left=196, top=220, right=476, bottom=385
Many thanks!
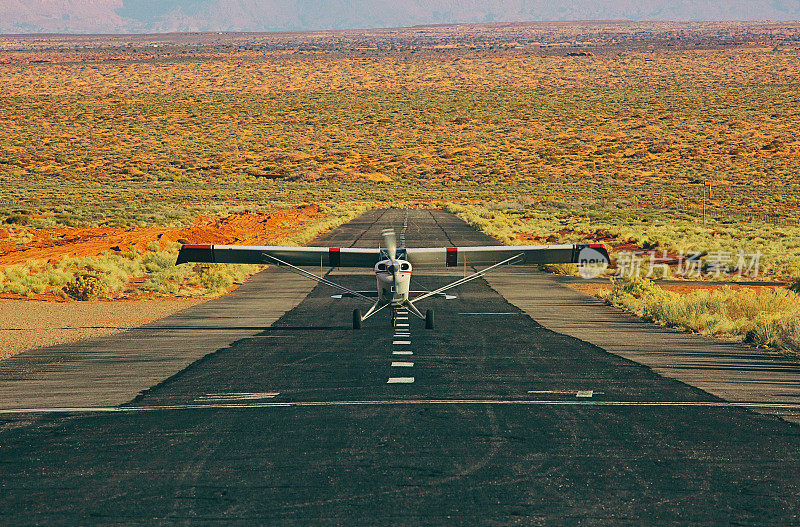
left=445, top=247, right=458, bottom=267
left=181, top=244, right=212, bottom=249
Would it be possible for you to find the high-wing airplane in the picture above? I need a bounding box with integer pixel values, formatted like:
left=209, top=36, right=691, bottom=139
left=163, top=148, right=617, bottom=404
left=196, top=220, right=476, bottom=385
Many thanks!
left=176, top=229, right=609, bottom=329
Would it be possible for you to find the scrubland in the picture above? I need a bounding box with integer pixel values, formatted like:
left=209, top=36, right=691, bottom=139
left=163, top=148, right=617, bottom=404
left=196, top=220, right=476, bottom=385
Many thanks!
left=594, top=278, right=800, bottom=354
left=445, top=200, right=800, bottom=281
left=1, top=25, right=799, bottom=356
left=0, top=202, right=374, bottom=299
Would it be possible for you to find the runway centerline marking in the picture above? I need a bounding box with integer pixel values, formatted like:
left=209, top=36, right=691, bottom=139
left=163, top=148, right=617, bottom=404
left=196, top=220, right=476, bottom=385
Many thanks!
left=5, top=399, right=800, bottom=414
left=388, top=316, right=413, bottom=383
left=387, top=377, right=415, bottom=384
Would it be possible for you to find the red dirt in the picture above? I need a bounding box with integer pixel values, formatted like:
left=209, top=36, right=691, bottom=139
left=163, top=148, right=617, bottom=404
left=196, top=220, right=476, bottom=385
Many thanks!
left=0, top=204, right=323, bottom=267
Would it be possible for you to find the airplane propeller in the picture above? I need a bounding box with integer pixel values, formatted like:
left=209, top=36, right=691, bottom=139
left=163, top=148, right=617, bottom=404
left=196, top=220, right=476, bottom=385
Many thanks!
left=382, top=228, right=400, bottom=284
left=382, top=228, right=397, bottom=262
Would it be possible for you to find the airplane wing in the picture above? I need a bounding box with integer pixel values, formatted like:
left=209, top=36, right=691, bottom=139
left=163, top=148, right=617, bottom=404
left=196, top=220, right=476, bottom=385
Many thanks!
left=406, top=243, right=610, bottom=267
left=331, top=291, right=456, bottom=299
left=176, top=244, right=381, bottom=267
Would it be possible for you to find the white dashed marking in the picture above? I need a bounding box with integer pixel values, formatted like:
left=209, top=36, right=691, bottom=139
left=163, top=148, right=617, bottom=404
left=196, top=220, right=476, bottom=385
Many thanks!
left=527, top=390, right=603, bottom=398
left=387, top=377, right=414, bottom=384
left=396, top=323, right=409, bottom=327
left=391, top=361, right=414, bottom=367
left=196, top=392, right=279, bottom=402
left=393, top=350, right=413, bottom=355
left=393, top=340, right=411, bottom=345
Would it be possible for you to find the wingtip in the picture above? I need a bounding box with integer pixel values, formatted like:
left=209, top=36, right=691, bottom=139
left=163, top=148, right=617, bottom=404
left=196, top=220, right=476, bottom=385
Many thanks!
left=575, top=243, right=611, bottom=263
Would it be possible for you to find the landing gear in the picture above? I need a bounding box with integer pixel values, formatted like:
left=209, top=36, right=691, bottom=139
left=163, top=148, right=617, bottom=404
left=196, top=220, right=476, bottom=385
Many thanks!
left=353, top=309, right=362, bottom=330
left=391, top=310, right=397, bottom=327
left=425, top=309, right=434, bottom=330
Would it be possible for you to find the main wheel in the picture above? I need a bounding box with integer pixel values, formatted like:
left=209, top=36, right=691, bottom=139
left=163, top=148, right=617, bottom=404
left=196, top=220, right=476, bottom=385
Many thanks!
left=391, top=310, right=397, bottom=327
left=353, top=309, right=362, bottom=330
left=425, top=309, right=434, bottom=330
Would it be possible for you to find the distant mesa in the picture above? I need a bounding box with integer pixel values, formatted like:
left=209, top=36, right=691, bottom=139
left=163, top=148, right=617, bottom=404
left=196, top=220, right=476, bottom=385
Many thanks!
left=3, top=1, right=800, bottom=34
left=566, top=51, right=595, bottom=56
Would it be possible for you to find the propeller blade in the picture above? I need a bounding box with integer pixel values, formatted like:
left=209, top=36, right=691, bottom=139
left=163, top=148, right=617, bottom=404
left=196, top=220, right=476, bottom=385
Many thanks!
left=382, top=228, right=397, bottom=261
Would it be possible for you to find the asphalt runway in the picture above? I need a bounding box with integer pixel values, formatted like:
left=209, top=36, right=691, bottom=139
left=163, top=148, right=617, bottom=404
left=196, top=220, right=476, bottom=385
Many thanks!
left=2, top=209, right=800, bottom=524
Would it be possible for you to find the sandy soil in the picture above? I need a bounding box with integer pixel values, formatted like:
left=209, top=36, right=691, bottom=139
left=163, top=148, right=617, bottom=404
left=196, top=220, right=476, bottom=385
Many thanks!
left=0, top=298, right=205, bottom=361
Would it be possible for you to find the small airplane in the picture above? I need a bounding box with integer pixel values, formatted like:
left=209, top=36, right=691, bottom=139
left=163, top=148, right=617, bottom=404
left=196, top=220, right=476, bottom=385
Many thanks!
left=176, top=229, right=609, bottom=329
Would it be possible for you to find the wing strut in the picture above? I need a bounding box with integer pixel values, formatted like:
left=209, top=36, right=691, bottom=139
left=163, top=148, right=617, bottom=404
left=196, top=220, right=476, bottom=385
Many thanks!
left=360, top=301, right=391, bottom=322
left=260, top=252, right=374, bottom=303
left=410, top=253, right=523, bottom=306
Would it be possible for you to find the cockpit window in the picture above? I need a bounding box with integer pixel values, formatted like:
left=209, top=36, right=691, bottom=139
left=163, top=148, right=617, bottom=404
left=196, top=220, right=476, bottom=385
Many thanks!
left=377, top=263, right=387, bottom=271
left=400, top=263, right=410, bottom=270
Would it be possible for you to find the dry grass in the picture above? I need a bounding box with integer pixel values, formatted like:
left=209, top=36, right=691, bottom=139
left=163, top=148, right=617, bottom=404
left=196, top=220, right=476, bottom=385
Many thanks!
left=597, top=277, right=800, bottom=353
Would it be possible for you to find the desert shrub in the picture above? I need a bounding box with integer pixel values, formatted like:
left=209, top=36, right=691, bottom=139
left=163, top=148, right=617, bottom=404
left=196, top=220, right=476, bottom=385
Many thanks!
left=0, top=265, right=48, bottom=296
left=141, top=263, right=201, bottom=296
left=63, top=273, right=108, bottom=300
left=4, top=214, right=29, bottom=225
left=777, top=316, right=800, bottom=353
left=195, top=263, right=234, bottom=293
left=597, top=278, right=800, bottom=351
left=143, top=251, right=174, bottom=273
